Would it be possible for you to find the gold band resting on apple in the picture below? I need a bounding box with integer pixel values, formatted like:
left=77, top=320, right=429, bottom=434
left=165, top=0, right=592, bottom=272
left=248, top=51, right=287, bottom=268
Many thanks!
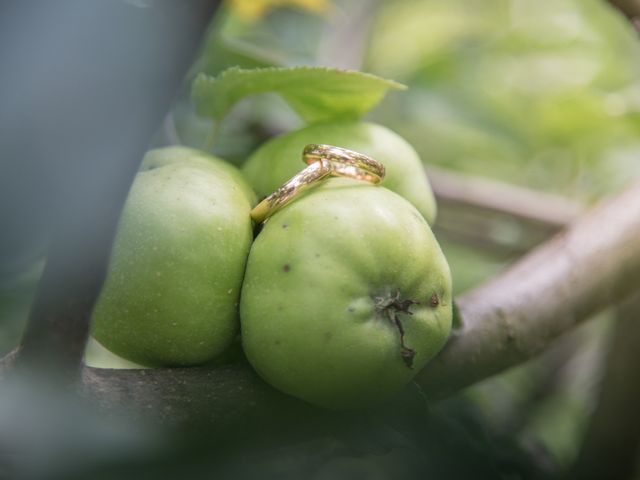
left=250, top=159, right=332, bottom=223
left=250, top=144, right=386, bottom=224
left=303, top=144, right=385, bottom=184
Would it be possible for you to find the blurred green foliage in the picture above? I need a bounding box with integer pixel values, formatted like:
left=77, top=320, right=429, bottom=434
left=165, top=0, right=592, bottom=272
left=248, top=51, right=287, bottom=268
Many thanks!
left=2, top=0, right=639, bottom=477
left=181, top=0, right=640, bottom=200
left=364, top=0, right=640, bottom=201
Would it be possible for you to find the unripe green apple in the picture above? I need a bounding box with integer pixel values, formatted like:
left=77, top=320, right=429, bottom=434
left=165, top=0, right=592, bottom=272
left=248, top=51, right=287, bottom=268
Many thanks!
left=240, top=178, right=452, bottom=409
left=91, top=146, right=255, bottom=367
left=242, top=121, right=437, bottom=224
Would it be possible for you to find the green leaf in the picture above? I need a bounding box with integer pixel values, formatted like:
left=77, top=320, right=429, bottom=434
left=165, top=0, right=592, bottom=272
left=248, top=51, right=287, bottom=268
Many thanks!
left=192, top=66, right=406, bottom=124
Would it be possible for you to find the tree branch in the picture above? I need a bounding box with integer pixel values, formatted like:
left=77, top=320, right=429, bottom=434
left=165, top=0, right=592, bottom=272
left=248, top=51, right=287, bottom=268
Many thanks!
left=417, top=179, right=640, bottom=398
left=428, top=167, right=584, bottom=229
left=429, top=167, right=584, bottom=256
left=569, top=291, right=640, bottom=480
left=81, top=363, right=309, bottom=432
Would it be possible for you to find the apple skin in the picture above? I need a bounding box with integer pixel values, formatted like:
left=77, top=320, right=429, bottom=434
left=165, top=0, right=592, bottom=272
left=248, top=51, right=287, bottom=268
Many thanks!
left=242, top=121, right=437, bottom=224
left=240, top=178, right=452, bottom=409
left=91, top=146, right=255, bottom=367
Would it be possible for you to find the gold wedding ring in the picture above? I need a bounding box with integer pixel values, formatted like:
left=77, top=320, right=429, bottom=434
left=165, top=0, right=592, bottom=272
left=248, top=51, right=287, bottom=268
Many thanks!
left=250, top=159, right=332, bottom=223
left=303, top=144, right=385, bottom=184
left=249, top=144, right=386, bottom=224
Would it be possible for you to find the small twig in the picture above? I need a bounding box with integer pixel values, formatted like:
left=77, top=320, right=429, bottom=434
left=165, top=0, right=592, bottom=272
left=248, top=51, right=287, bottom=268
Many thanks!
left=568, top=291, right=640, bottom=480
left=428, top=166, right=584, bottom=228
left=429, top=167, right=585, bottom=256
left=0, top=348, right=20, bottom=380
left=204, top=120, right=222, bottom=152
left=161, top=112, right=182, bottom=146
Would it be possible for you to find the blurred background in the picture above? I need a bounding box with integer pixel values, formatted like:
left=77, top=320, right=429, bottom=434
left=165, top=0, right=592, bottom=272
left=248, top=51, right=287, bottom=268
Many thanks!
left=1, top=0, right=639, bottom=478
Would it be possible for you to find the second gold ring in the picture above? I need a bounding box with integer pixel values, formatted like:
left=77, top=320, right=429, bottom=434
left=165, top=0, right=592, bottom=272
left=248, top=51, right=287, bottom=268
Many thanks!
left=303, top=144, right=385, bottom=184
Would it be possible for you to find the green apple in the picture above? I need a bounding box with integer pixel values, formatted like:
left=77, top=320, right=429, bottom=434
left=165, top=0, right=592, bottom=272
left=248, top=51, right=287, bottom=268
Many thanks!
left=240, top=178, right=452, bottom=409
left=91, top=146, right=255, bottom=367
left=242, top=121, right=437, bottom=224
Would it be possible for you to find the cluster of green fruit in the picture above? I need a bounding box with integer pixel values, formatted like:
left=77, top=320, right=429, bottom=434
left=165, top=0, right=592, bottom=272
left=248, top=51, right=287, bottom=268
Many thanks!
left=91, top=121, right=453, bottom=409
